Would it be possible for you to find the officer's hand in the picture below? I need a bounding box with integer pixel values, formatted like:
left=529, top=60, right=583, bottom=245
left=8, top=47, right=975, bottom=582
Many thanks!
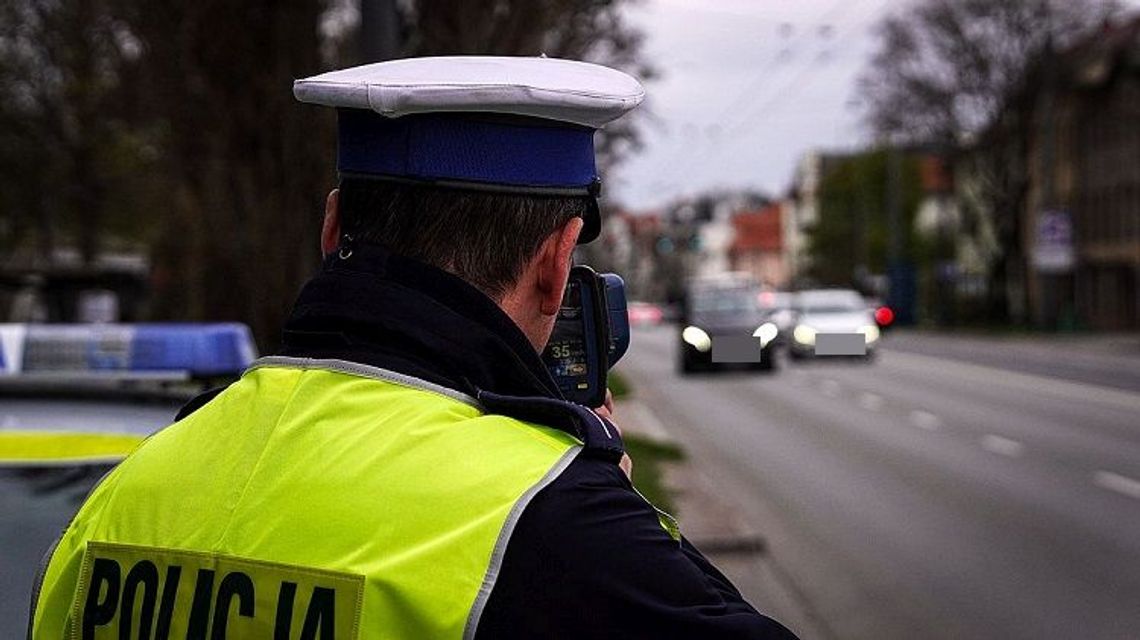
left=594, top=389, right=633, bottom=479
left=593, top=388, right=615, bottom=421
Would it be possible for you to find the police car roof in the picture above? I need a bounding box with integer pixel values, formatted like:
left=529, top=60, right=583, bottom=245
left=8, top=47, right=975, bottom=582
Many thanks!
left=0, top=323, right=257, bottom=381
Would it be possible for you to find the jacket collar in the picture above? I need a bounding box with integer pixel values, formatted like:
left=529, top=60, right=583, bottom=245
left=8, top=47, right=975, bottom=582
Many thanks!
left=278, top=242, right=562, bottom=400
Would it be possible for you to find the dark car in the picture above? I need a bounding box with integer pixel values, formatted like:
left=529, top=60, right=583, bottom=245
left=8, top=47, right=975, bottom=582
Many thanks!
left=678, top=283, right=780, bottom=374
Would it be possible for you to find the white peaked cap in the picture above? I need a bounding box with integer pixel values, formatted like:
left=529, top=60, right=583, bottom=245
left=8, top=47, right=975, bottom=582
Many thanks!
left=293, top=56, right=644, bottom=128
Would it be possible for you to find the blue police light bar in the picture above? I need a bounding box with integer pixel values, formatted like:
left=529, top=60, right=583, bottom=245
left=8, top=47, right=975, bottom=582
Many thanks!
left=0, top=323, right=257, bottom=378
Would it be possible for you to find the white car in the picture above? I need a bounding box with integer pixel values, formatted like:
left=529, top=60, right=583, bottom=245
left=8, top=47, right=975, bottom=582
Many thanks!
left=789, top=289, right=880, bottom=360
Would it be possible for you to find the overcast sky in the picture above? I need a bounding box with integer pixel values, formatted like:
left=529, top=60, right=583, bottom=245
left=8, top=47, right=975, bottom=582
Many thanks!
left=610, top=0, right=1139, bottom=211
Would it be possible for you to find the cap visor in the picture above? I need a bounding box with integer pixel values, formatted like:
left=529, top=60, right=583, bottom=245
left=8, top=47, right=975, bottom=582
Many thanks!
left=578, top=199, right=601, bottom=244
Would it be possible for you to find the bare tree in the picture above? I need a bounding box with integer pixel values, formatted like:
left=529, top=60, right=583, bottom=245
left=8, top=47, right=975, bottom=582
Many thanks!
left=0, top=0, right=148, bottom=264
left=859, top=0, right=1116, bottom=146
left=121, top=0, right=335, bottom=345
left=857, top=0, right=1119, bottom=322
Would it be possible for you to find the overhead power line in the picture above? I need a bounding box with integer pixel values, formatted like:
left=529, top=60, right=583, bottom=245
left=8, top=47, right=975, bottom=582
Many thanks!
left=656, top=0, right=886, bottom=192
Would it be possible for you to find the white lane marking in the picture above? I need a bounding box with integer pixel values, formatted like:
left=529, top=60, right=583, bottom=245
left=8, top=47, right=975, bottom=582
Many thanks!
left=858, top=392, right=884, bottom=411
left=1093, top=471, right=1140, bottom=500
left=909, top=410, right=941, bottom=431
left=820, top=379, right=841, bottom=397
left=980, top=434, right=1025, bottom=457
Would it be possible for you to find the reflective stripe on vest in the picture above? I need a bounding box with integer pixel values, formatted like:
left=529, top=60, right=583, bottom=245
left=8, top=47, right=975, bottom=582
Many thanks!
left=31, top=358, right=582, bottom=639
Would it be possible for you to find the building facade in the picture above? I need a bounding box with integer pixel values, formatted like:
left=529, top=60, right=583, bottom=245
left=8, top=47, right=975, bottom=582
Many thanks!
left=1024, top=17, right=1140, bottom=330
left=728, top=204, right=788, bottom=288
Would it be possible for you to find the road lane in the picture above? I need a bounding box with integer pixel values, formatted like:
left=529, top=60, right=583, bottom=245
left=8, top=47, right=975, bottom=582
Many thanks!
left=617, top=326, right=1140, bottom=640
left=798, top=350, right=1140, bottom=486
left=885, top=331, right=1140, bottom=392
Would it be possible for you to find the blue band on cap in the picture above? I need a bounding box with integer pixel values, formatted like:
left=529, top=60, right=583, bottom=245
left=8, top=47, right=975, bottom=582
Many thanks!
left=337, top=109, right=598, bottom=190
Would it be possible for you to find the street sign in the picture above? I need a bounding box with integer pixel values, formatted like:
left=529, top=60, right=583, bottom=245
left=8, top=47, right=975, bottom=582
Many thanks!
left=1032, top=209, right=1075, bottom=273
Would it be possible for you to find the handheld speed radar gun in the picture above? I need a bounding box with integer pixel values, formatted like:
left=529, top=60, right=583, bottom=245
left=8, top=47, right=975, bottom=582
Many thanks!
left=541, top=266, right=630, bottom=408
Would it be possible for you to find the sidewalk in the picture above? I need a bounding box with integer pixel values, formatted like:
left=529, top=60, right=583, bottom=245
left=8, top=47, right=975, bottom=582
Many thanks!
left=619, top=400, right=765, bottom=554
left=617, top=398, right=831, bottom=638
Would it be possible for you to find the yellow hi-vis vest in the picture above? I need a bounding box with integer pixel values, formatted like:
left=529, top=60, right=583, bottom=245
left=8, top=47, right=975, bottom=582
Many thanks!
left=31, top=357, right=583, bottom=640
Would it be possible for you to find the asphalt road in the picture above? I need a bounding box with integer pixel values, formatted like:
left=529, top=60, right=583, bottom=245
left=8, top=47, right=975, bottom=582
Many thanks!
left=618, top=327, right=1140, bottom=640
left=885, top=331, right=1140, bottom=393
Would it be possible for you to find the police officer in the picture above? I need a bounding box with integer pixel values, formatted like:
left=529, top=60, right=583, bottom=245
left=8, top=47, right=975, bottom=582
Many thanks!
left=30, top=57, right=799, bottom=639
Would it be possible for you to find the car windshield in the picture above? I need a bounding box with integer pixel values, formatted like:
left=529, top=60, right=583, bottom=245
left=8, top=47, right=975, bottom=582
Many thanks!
left=756, top=291, right=791, bottom=311
left=1, top=395, right=184, bottom=434
left=691, top=288, right=760, bottom=315
left=0, top=389, right=185, bottom=636
left=797, top=291, right=866, bottom=314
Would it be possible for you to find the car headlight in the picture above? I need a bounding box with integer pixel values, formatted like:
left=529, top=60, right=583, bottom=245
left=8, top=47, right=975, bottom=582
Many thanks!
left=682, top=326, right=712, bottom=352
left=753, top=322, right=779, bottom=347
left=793, top=324, right=817, bottom=346
left=859, top=324, right=880, bottom=343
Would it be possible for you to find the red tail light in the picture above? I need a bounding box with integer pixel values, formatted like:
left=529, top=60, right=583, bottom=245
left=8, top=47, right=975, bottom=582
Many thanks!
left=874, top=306, right=895, bottom=327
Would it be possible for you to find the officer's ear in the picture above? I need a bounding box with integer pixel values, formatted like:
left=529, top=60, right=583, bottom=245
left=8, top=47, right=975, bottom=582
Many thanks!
left=538, top=217, right=584, bottom=316
left=321, top=189, right=341, bottom=256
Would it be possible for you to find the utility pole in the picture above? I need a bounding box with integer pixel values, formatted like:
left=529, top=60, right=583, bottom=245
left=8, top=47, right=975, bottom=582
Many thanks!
left=887, top=146, right=901, bottom=268
left=360, top=0, right=401, bottom=62
left=885, top=143, right=913, bottom=325
left=1032, top=0, right=1071, bottom=330
left=853, top=197, right=865, bottom=290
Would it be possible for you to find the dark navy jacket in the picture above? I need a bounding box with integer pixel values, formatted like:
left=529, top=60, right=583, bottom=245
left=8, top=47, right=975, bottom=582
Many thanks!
left=217, top=243, right=799, bottom=639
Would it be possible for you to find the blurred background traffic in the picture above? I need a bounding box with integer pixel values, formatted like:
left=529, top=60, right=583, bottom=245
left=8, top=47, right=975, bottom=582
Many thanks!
left=2, top=1, right=1139, bottom=639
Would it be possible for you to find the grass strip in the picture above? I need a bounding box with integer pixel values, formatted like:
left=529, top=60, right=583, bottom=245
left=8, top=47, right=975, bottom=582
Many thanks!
left=624, top=433, right=685, bottom=514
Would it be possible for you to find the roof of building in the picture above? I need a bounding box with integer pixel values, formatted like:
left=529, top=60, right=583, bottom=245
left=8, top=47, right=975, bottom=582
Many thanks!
left=730, top=204, right=782, bottom=254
